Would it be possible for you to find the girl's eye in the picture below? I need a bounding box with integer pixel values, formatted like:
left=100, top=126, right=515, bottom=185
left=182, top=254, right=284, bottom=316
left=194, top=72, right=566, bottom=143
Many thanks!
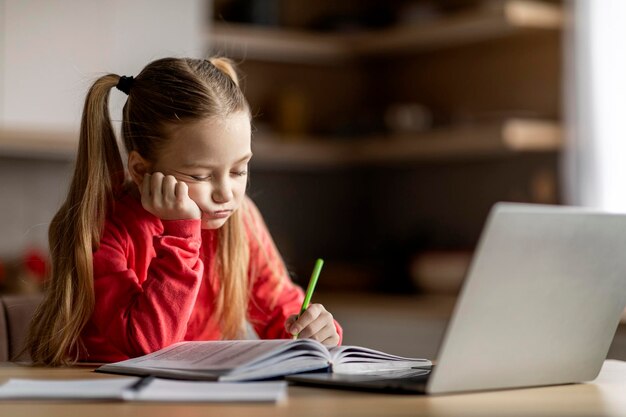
left=232, top=171, right=248, bottom=177
left=190, top=175, right=211, bottom=181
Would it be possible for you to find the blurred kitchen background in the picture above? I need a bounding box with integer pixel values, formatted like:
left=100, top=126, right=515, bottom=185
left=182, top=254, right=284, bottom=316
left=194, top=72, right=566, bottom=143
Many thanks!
left=2, top=0, right=626, bottom=360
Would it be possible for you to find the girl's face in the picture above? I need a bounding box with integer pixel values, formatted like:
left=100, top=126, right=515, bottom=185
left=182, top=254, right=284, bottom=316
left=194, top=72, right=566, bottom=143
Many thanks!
left=152, top=112, right=252, bottom=229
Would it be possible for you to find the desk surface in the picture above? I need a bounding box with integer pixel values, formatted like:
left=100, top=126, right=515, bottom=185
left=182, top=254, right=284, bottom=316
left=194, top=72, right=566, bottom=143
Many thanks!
left=1, top=360, right=626, bottom=417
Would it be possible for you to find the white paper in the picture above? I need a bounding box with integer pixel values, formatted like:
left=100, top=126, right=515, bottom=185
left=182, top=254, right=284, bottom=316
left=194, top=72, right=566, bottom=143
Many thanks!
left=0, top=377, right=139, bottom=400
left=0, top=377, right=287, bottom=403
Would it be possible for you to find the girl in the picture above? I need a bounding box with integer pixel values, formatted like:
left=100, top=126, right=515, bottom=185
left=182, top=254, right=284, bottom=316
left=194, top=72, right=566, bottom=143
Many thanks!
left=25, top=57, right=342, bottom=365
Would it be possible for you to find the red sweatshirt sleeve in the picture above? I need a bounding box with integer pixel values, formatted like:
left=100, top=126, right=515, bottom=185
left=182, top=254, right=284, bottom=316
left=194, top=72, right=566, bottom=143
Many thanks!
left=244, top=197, right=343, bottom=344
left=91, top=217, right=204, bottom=357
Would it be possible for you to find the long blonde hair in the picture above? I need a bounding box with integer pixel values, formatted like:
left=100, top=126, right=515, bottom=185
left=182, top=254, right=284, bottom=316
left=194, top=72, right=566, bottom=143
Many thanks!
left=26, top=57, right=259, bottom=365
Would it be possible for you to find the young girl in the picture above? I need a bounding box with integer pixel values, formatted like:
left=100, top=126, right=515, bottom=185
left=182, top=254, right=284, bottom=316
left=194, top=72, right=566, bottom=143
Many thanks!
left=25, top=57, right=342, bottom=365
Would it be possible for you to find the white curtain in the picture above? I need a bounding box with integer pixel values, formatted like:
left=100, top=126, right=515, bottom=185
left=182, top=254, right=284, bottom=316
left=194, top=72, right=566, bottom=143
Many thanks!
left=565, top=0, right=626, bottom=211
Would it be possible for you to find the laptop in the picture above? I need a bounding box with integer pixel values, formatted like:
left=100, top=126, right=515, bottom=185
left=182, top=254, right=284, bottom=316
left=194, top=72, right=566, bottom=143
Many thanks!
left=287, top=202, right=626, bottom=394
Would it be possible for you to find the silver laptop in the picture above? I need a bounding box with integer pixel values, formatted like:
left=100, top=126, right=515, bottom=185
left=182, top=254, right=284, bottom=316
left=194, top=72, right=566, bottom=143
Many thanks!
left=288, top=203, right=626, bottom=394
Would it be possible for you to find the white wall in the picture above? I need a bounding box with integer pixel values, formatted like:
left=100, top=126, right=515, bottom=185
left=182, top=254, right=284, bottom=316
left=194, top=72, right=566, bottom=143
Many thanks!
left=565, top=0, right=626, bottom=211
left=0, top=0, right=206, bottom=129
left=0, top=0, right=208, bottom=257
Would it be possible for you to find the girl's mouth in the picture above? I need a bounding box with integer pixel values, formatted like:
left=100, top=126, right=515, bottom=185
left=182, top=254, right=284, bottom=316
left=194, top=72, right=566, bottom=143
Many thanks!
left=204, top=210, right=232, bottom=219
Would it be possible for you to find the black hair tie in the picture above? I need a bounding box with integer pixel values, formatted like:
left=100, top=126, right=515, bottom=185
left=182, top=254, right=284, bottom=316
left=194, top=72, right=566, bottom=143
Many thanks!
left=116, top=75, right=134, bottom=95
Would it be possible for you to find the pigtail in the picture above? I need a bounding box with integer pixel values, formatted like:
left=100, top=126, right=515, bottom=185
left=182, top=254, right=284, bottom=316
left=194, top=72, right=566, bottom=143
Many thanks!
left=209, top=57, right=240, bottom=87
left=215, top=209, right=250, bottom=339
left=25, top=74, right=125, bottom=365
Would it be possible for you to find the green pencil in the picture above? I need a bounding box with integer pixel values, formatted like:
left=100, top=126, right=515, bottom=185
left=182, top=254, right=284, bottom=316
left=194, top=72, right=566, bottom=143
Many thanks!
left=293, top=258, right=324, bottom=340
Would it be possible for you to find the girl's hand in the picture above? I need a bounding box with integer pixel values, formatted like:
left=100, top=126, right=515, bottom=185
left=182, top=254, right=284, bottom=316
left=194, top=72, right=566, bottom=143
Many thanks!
left=140, top=172, right=202, bottom=221
left=285, top=303, right=340, bottom=347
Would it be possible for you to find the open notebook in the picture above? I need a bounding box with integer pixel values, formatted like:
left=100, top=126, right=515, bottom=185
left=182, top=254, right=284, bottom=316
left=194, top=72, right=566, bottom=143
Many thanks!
left=96, top=339, right=431, bottom=382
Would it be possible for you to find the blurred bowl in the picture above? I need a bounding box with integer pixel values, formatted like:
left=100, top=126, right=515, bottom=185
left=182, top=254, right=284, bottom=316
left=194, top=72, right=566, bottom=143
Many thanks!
left=410, top=250, right=472, bottom=294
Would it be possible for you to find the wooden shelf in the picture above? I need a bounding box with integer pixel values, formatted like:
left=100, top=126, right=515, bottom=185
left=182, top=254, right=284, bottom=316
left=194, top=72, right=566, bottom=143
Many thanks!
left=250, top=118, right=562, bottom=169
left=209, top=0, right=563, bottom=64
left=0, top=127, right=78, bottom=160
left=352, top=0, right=562, bottom=57
left=0, top=119, right=561, bottom=168
left=209, top=24, right=350, bottom=64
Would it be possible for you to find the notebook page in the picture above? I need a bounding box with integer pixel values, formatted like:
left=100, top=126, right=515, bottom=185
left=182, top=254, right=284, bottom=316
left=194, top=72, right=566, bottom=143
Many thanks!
left=327, top=346, right=431, bottom=374
left=117, top=340, right=294, bottom=371
left=329, top=345, right=431, bottom=363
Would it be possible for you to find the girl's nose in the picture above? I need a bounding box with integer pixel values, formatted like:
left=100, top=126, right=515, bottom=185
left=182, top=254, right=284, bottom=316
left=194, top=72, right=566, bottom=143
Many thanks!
left=212, top=182, right=233, bottom=204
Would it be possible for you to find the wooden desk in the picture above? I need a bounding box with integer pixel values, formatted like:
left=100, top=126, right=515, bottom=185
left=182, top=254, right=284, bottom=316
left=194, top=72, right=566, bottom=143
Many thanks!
left=1, top=360, right=626, bottom=417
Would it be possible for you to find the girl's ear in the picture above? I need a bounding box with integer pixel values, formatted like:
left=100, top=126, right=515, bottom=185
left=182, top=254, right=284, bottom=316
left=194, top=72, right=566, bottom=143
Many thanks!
left=127, top=151, right=152, bottom=186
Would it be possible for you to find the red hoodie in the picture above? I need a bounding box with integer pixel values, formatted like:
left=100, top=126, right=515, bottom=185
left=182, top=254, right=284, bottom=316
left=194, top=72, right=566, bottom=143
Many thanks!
left=79, top=190, right=342, bottom=362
